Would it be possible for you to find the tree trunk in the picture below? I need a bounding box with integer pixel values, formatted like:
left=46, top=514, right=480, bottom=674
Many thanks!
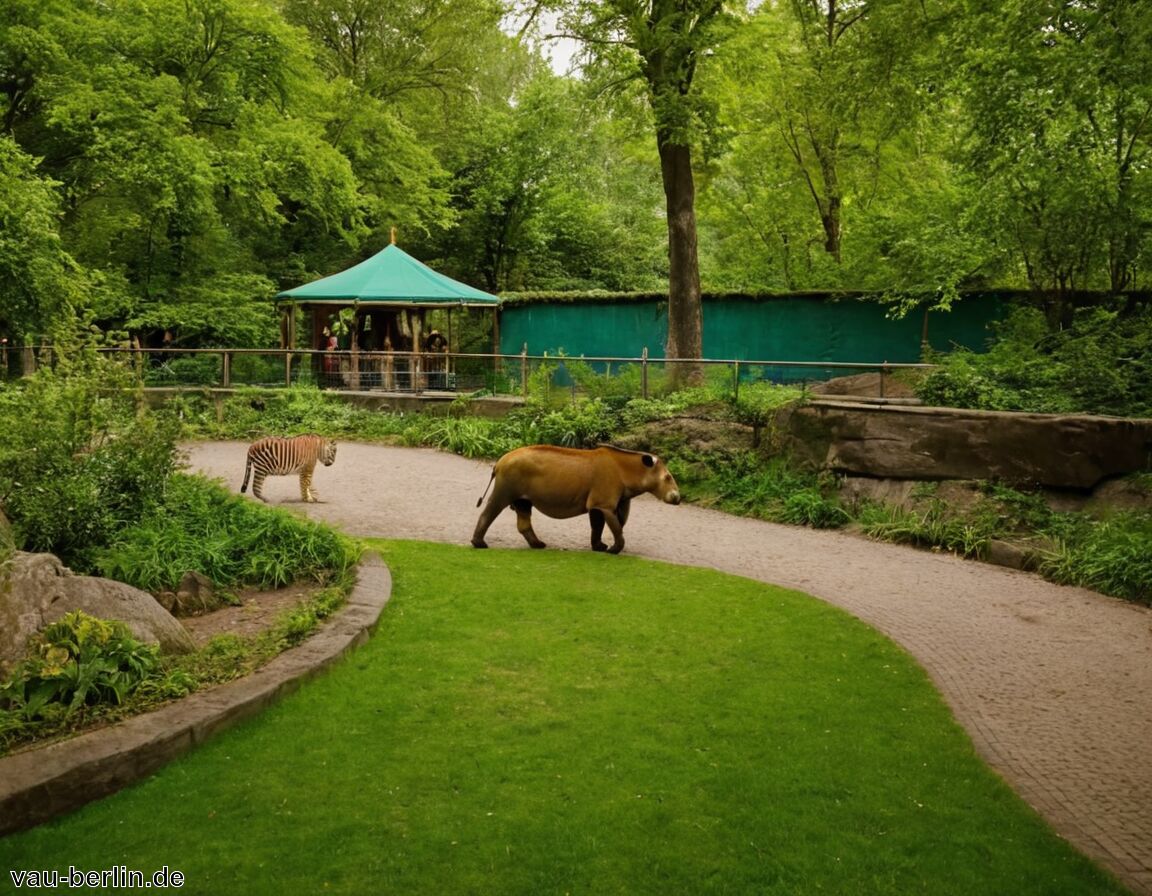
left=814, top=136, right=842, bottom=262
left=658, top=137, right=703, bottom=385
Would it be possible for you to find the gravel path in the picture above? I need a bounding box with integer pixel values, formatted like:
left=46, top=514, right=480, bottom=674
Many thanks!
left=188, top=441, right=1152, bottom=894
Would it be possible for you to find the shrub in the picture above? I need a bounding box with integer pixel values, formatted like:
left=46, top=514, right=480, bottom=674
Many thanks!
left=1040, top=513, right=1152, bottom=605
left=400, top=415, right=519, bottom=458
left=856, top=501, right=989, bottom=558
left=96, top=474, right=359, bottom=592
left=0, top=354, right=181, bottom=570
left=918, top=305, right=1152, bottom=417
left=0, top=611, right=159, bottom=720
left=688, top=452, right=849, bottom=528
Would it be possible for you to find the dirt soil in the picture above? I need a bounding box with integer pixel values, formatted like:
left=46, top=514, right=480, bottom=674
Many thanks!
left=179, top=583, right=321, bottom=647
left=185, top=440, right=1152, bottom=895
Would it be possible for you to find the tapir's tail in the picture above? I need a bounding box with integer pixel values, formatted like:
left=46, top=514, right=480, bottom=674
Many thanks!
left=475, top=469, right=496, bottom=508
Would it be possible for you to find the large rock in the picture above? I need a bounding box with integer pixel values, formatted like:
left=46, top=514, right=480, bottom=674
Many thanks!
left=779, top=401, right=1152, bottom=490
left=0, top=552, right=195, bottom=674
left=808, top=371, right=918, bottom=400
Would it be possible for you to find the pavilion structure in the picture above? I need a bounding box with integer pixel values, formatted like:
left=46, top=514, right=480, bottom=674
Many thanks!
left=276, top=238, right=501, bottom=390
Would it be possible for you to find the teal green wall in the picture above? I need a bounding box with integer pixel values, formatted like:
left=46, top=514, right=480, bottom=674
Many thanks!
left=499, top=295, right=1005, bottom=365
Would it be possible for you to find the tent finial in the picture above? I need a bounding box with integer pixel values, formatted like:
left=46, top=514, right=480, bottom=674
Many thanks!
left=390, top=226, right=397, bottom=245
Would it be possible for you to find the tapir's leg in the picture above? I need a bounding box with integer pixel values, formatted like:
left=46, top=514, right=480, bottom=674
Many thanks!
left=472, top=495, right=509, bottom=548
left=512, top=499, right=546, bottom=549
left=604, top=511, right=625, bottom=554
left=589, top=510, right=608, bottom=552
left=616, top=496, right=631, bottom=528
left=590, top=506, right=626, bottom=554
left=588, top=496, right=631, bottom=553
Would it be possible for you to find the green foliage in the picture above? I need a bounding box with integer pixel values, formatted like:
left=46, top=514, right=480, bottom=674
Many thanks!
left=918, top=306, right=1152, bottom=416
left=0, top=137, right=80, bottom=339
left=846, top=483, right=1151, bottom=604
left=688, top=452, right=849, bottom=528
left=0, top=355, right=181, bottom=570
left=0, top=611, right=159, bottom=720
left=433, top=73, right=667, bottom=292
left=730, top=381, right=808, bottom=447
left=514, top=399, right=619, bottom=448
left=857, top=501, right=990, bottom=559
left=1040, top=514, right=1152, bottom=606
left=956, top=0, right=1152, bottom=301
left=167, top=386, right=412, bottom=441
left=5, top=0, right=1152, bottom=354
left=96, top=474, right=359, bottom=592
left=0, top=578, right=354, bottom=754
left=399, top=415, right=520, bottom=459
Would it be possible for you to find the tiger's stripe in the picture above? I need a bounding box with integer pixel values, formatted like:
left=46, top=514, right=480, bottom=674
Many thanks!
left=240, top=435, right=337, bottom=503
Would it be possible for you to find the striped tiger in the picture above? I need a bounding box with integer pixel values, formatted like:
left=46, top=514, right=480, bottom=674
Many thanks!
left=240, top=435, right=337, bottom=503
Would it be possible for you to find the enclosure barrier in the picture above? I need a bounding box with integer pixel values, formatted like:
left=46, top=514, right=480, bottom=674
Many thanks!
left=19, top=346, right=938, bottom=400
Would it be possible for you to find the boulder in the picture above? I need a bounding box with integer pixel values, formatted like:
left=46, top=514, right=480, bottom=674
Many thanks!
left=809, top=371, right=919, bottom=400
left=779, top=401, right=1152, bottom=490
left=0, top=552, right=195, bottom=674
left=175, top=570, right=218, bottom=615
left=1089, top=477, right=1152, bottom=514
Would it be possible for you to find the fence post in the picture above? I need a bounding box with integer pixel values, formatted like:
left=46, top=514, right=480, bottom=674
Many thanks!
left=733, top=360, right=740, bottom=402
left=285, top=350, right=293, bottom=387
left=641, top=347, right=649, bottom=399
left=520, top=343, right=529, bottom=398
left=222, top=351, right=231, bottom=388
left=880, top=361, right=888, bottom=398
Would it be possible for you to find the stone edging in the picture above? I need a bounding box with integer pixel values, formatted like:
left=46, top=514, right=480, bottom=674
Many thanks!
left=0, top=552, right=391, bottom=837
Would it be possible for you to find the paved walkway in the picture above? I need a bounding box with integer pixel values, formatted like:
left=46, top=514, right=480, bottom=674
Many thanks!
left=188, top=442, right=1149, bottom=894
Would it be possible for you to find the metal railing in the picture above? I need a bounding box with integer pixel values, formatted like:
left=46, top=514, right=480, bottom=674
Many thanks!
left=54, top=345, right=932, bottom=401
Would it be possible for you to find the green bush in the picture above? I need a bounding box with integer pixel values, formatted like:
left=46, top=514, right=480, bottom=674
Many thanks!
left=0, top=355, right=181, bottom=570
left=1040, top=513, right=1152, bottom=605
left=0, top=611, right=159, bottom=720
left=143, top=355, right=220, bottom=386
left=857, top=501, right=989, bottom=558
left=918, top=305, right=1152, bottom=416
left=96, top=474, right=359, bottom=592
left=686, top=452, right=849, bottom=527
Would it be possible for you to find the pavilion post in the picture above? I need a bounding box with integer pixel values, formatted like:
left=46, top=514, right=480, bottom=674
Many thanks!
left=349, top=308, right=361, bottom=390
left=412, top=309, right=425, bottom=393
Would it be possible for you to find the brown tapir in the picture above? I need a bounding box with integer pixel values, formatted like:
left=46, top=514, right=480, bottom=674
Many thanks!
left=471, top=444, right=681, bottom=554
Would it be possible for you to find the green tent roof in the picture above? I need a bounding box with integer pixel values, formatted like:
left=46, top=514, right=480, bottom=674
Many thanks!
left=277, top=244, right=500, bottom=306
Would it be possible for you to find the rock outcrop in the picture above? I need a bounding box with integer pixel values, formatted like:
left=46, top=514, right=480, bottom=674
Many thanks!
left=0, top=552, right=195, bottom=674
left=779, top=401, right=1152, bottom=490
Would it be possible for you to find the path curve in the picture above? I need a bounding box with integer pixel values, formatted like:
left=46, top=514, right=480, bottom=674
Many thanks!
left=189, top=441, right=1152, bottom=894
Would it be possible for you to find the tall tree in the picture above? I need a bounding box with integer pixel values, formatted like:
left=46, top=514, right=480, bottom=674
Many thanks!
left=550, top=0, right=733, bottom=375
left=437, top=69, right=666, bottom=291
left=282, top=0, right=511, bottom=246
left=713, top=0, right=945, bottom=267
left=957, top=0, right=1152, bottom=320
left=0, top=136, right=78, bottom=341
left=2, top=0, right=370, bottom=345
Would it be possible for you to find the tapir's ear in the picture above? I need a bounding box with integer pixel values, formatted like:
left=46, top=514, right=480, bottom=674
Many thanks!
left=642, top=454, right=656, bottom=468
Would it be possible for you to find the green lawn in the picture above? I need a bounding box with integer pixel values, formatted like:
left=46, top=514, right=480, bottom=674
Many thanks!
left=0, top=541, right=1127, bottom=895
